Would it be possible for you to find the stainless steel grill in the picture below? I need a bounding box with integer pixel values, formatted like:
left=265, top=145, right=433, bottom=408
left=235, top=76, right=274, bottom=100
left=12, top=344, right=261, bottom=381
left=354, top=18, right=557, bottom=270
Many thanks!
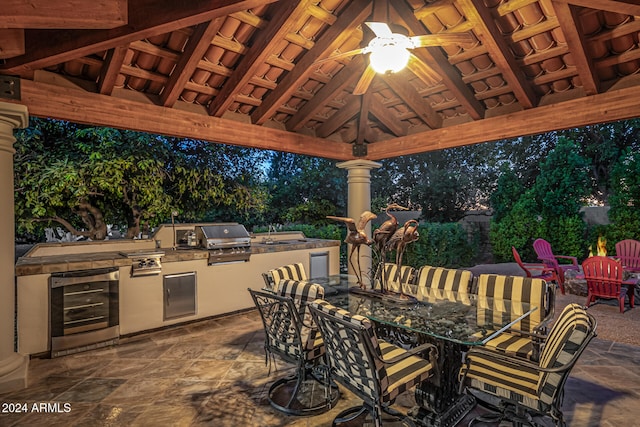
left=195, top=223, right=251, bottom=264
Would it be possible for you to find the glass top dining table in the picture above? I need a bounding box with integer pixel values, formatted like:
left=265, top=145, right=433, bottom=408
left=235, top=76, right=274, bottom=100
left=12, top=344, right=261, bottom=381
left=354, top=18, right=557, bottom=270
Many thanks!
left=312, top=274, right=538, bottom=347
left=310, top=274, right=539, bottom=427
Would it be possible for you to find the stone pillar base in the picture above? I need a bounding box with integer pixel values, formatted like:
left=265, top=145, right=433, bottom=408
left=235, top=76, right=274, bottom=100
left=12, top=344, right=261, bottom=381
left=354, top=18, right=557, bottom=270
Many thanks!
left=0, top=353, right=29, bottom=393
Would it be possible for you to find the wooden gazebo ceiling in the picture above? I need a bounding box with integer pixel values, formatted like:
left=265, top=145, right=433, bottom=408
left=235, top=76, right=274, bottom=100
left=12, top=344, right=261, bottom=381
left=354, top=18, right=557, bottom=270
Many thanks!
left=2, top=0, right=640, bottom=161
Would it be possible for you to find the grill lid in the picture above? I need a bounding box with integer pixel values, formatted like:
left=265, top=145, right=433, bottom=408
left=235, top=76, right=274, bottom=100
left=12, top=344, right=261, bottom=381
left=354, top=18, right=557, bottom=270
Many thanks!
left=196, top=223, right=250, bottom=249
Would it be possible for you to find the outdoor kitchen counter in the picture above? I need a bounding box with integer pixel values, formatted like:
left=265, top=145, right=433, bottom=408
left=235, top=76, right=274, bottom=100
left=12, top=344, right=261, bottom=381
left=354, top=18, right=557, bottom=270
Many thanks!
left=15, top=229, right=341, bottom=355
left=250, top=238, right=339, bottom=254
left=15, top=238, right=339, bottom=275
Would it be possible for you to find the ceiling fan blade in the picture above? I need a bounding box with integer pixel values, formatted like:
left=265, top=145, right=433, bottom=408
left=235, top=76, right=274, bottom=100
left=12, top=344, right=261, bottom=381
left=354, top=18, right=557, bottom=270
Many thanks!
left=409, top=32, right=475, bottom=48
left=365, top=22, right=393, bottom=38
left=315, top=48, right=366, bottom=64
left=353, top=64, right=376, bottom=95
left=407, top=54, right=442, bottom=86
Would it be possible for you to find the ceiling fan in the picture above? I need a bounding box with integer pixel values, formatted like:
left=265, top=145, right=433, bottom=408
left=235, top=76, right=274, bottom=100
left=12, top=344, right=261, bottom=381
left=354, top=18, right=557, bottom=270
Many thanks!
left=317, top=7, right=474, bottom=95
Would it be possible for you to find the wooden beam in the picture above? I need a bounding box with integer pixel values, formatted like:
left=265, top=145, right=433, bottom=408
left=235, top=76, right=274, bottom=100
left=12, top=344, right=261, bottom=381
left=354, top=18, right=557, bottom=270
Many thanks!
left=357, top=93, right=370, bottom=144
left=384, top=71, right=442, bottom=129
left=0, top=29, right=24, bottom=59
left=366, top=83, right=640, bottom=160
left=368, top=96, right=408, bottom=137
left=11, top=79, right=352, bottom=160
left=457, top=0, right=538, bottom=109
left=563, top=0, right=640, bottom=16
left=286, top=55, right=365, bottom=131
left=160, top=19, right=225, bottom=107
left=250, top=0, right=372, bottom=125
left=554, top=1, right=599, bottom=95
left=208, top=0, right=312, bottom=116
left=316, top=97, right=361, bottom=138
left=0, top=0, right=127, bottom=29
left=0, top=0, right=278, bottom=75
left=97, top=45, right=129, bottom=95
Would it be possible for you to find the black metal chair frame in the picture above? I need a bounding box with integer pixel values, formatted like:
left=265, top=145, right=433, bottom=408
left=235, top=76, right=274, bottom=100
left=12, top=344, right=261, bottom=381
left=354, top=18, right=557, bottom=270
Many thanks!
left=248, top=288, right=339, bottom=416
left=310, top=302, right=437, bottom=427
left=459, top=305, right=597, bottom=427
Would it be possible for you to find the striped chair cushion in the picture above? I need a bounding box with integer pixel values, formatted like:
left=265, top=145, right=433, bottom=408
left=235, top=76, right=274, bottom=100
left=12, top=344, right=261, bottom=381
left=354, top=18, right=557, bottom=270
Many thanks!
left=537, top=303, right=592, bottom=406
left=277, top=280, right=325, bottom=360
left=269, top=263, right=308, bottom=292
left=310, top=299, right=432, bottom=404
left=415, top=266, right=472, bottom=303
left=477, top=274, right=546, bottom=334
left=462, top=348, right=541, bottom=410
left=461, top=303, right=593, bottom=412
left=381, top=264, right=416, bottom=295
left=476, top=275, right=548, bottom=359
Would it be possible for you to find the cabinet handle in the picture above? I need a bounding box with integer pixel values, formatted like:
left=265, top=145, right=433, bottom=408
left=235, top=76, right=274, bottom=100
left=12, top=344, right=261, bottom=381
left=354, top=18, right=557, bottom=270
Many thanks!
left=166, top=288, right=170, bottom=306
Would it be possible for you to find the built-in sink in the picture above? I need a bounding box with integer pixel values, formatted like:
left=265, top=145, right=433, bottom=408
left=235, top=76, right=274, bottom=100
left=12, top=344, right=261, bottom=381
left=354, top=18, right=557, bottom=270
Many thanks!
left=259, top=240, right=291, bottom=245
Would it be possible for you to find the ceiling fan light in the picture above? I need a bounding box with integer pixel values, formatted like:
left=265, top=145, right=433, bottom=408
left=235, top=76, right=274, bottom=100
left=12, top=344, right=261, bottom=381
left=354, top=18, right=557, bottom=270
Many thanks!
left=369, top=44, right=410, bottom=74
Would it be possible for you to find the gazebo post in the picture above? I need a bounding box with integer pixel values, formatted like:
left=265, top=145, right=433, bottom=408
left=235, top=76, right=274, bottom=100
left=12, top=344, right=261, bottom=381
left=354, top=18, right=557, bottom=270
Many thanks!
left=337, top=160, right=381, bottom=288
left=0, top=102, right=29, bottom=392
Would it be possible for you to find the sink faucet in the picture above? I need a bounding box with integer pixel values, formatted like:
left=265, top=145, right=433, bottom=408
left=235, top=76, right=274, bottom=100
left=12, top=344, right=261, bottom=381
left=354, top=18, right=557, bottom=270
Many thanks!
left=263, top=225, right=277, bottom=244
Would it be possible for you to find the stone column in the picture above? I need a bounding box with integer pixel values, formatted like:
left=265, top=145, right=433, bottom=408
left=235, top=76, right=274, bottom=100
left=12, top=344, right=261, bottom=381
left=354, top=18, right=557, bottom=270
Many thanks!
left=0, top=102, right=29, bottom=393
left=337, top=160, right=381, bottom=287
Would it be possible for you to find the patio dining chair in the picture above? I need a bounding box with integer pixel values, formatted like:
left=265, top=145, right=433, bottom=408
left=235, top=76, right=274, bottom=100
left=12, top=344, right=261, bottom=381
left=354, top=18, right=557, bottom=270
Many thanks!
left=459, top=303, right=597, bottom=427
left=414, top=265, right=473, bottom=303
left=262, top=262, right=308, bottom=290
left=582, top=256, right=635, bottom=313
left=476, top=274, right=555, bottom=361
left=309, top=299, right=437, bottom=427
left=615, top=239, right=640, bottom=273
left=378, top=263, right=416, bottom=295
left=248, top=286, right=339, bottom=415
left=533, top=239, right=580, bottom=295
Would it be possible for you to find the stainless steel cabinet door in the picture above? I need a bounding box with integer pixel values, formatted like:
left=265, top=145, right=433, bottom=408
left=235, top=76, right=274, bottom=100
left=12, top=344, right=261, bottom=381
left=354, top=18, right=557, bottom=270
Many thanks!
left=163, top=272, right=197, bottom=320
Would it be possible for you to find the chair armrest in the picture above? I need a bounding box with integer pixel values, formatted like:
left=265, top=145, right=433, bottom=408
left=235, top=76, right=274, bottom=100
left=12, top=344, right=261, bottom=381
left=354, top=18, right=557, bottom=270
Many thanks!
left=379, top=342, right=438, bottom=367
left=555, top=255, right=578, bottom=266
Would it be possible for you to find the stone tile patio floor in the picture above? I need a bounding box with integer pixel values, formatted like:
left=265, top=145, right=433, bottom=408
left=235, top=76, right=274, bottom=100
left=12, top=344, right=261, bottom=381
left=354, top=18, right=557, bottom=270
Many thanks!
left=2, top=265, right=640, bottom=426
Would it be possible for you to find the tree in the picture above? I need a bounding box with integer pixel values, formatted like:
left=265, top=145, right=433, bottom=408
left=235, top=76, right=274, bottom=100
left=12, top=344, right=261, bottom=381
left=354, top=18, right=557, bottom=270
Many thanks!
left=14, top=119, right=268, bottom=240
left=265, top=153, right=346, bottom=224
left=559, top=119, right=640, bottom=203
left=489, top=164, right=524, bottom=223
left=372, top=143, right=507, bottom=222
left=489, top=137, right=590, bottom=261
left=533, top=137, right=591, bottom=218
left=608, top=147, right=640, bottom=242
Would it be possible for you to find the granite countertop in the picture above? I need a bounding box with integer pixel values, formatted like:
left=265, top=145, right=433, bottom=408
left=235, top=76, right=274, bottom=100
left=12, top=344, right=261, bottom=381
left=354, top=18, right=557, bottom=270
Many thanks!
left=15, top=239, right=340, bottom=276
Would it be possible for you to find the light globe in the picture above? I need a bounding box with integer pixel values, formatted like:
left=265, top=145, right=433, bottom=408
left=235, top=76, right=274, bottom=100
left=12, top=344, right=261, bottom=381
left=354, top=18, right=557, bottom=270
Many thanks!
left=369, top=44, right=410, bottom=74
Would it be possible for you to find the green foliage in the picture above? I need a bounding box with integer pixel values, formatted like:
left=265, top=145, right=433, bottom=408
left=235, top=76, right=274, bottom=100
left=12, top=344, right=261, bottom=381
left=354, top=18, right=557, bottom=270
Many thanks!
left=489, top=164, right=524, bottom=223
left=490, top=137, right=589, bottom=262
left=14, top=119, right=268, bottom=240
left=608, top=148, right=640, bottom=242
left=264, top=153, right=346, bottom=224
left=489, top=192, right=544, bottom=262
left=284, top=199, right=338, bottom=225
left=533, top=137, right=591, bottom=217
left=401, top=223, right=477, bottom=268
left=545, top=215, right=587, bottom=259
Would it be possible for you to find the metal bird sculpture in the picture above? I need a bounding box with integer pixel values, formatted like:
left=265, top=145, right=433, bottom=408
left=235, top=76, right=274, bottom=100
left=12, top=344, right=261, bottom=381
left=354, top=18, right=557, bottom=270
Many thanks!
left=373, top=203, right=408, bottom=291
left=384, top=219, right=420, bottom=297
left=327, top=211, right=377, bottom=289
left=373, top=203, right=409, bottom=259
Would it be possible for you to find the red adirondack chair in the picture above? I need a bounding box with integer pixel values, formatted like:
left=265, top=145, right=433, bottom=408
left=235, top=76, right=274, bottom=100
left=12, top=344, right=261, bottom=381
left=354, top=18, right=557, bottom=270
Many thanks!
left=582, top=256, right=636, bottom=313
left=512, top=246, right=563, bottom=294
left=615, top=239, right=640, bottom=273
left=532, top=239, right=580, bottom=292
